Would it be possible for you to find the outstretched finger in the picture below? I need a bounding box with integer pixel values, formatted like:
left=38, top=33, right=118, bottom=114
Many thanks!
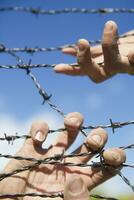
left=77, top=39, right=108, bottom=83
left=62, top=44, right=103, bottom=58
left=54, top=63, right=85, bottom=76
left=62, top=47, right=77, bottom=56
left=102, top=20, right=121, bottom=74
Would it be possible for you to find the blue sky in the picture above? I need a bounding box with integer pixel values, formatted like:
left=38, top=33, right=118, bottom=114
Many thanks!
left=0, top=0, right=134, bottom=197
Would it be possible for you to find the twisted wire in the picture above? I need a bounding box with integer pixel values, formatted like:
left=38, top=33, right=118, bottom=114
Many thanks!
left=0, top=5, right=134, bottom=199
left=5, top=48, right=65, bottom=117
left=118, top=171, right=134, bottom=192
left=1, top=119, right=134, bottom=143
left=0, top=192, right=120, bottom=200
left=0, top=7, right=134, bottom=15
left=0, top=32, right=134, bottom=54
left=4, top=47, right=88, bottom=138
left=0, top=142, right=134, bottom=182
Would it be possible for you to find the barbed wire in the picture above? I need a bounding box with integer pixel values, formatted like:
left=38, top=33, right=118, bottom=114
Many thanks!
left=0, top=32, right=134, bottom=54
left=0, top=143, right=134, bottom=191
left=0, top=192, right=120, bottom=200
left=0, top=63, right=79, bottom=69
left=0, top=119, right=134, bottom=144
left=5, top=45, right=89, bottom=138
left=5, top=49, right=66, bottom=117
left=0, top=141, right=134, bottom=165
left=0, top=6, right=134, bottom=199
left=118, top=171, right=134, bottom=192
left=0, top=7, right=134, bottom=16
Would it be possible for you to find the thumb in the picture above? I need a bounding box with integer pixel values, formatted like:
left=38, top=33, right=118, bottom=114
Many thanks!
left=64, top=177, right=89, bottom=200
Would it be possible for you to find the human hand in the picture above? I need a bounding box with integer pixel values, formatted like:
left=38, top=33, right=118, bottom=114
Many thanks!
left=0, top=112, right=126, bottom=199
left=54, top=21, right=134, bottom=83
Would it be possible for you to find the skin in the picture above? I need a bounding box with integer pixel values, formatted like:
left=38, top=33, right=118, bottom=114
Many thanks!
left=54, top=20, right=134, bottom=83
left=0, top=112, right=126, bottom=200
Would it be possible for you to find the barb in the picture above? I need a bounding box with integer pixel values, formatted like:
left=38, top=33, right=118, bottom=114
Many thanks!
left=4, top=46, right=87, bottom=137
left=0, top=141, right=134, bottom=182
left=0, top=152, right=134, bottom=168
left=0, top=32, right=134, bottom=54
left=0, top=7, right=134, bottom=16
left=1, top=119, right=134, bottom=143
left=5, top=46, right=65, bottom=117
left=0, top=192, right=120, bottom=200
left=0, top=151, right=96, bottom=163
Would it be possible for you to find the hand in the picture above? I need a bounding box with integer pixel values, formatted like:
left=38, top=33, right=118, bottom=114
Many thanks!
left=54, top=20, right=134, bottom=83
left=0, top=112, right=126, bottom=199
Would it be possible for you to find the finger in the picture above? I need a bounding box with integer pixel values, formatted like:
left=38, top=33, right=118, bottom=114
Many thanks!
left=77, top=39, right=108, bottom=83
left=102, top=20, right=121, bottom=74
left=62, top=44, right=103, bottom=58
left=52, top=112, right=84, bottom=152
left=64, top=176, right=89, bottom=200
left=3, top=120, right=49, bottom=171
left=0, top=120, right=49, bottom=193
left=19, top=120, right=49, bottom=159
left=72, top=128, right=108, bottom=163
left=62, top=47, right=77, bottom=56
left=91, top=45, right=103, bottom=58
left=87, top=148, right=126, bottom=190
left=54, top=63, right=85, bottom=76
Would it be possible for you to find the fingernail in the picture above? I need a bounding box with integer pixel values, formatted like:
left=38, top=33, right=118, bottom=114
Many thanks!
left=54, top=64, right=66, bottom=70
left=105, top=21, right=114, bottom=31
left=69, top=117, right=81, bottom=127
left=111, top=151, right=120, bottom=160
left=91, top=135, right=102, bottom=145
left=77, top=43, right=85, bottom=51
left=35, top=131, right=44, bottom=142
left=69, top=178, right=83, bottom=193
